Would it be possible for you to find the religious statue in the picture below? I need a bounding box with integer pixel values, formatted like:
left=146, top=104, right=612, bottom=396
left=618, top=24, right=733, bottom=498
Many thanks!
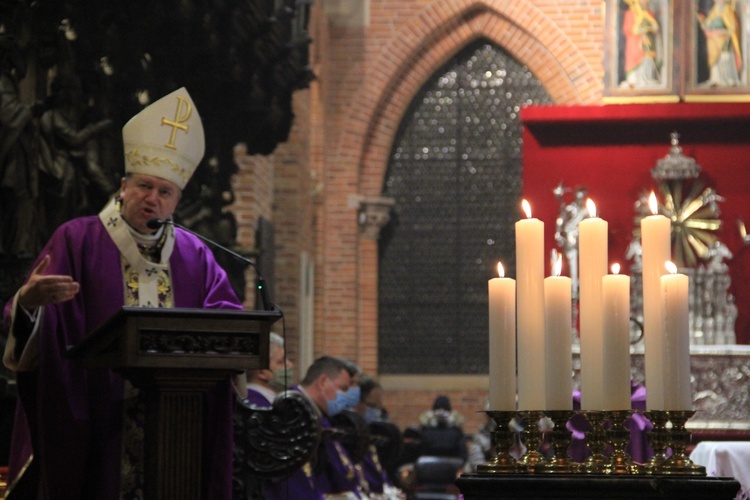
left=37, top=74, right=115, bottom=234
left=554, top=184, right=590, bottom=298
left=0, top=36, right=42, bottom=259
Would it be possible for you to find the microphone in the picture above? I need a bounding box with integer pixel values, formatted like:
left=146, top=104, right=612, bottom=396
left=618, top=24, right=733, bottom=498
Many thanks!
left=147, top=218, right=274, bottom=311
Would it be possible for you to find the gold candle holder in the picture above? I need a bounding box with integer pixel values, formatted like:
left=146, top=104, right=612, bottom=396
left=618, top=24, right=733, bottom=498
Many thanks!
left=581, top=410, right=609, bottom=474
left=538, top=410, right=577, bottom=474
left=476, top=411, right=521, bottom=474
left=659, top=410, right=706, bottom=476
left=606, top=410, right=642, bottom=475
left=516, top=410, right=546, bottom=472
left=644, top=410, right=669, bottom=474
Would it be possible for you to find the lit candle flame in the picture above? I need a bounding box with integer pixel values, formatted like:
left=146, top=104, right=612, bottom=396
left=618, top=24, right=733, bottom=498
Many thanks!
left=665, top=261, right=677, bottom=274
left=553, top=254, right=562, bottom=277
left=521, top=199, right=532, bottom=219
left=649, top=192, right=658, bottom=215
left=497, top=262, right=505, bottom=278
left=611, top=263, right=620, bottom=275
left=586, top=198, right=597, bottom=218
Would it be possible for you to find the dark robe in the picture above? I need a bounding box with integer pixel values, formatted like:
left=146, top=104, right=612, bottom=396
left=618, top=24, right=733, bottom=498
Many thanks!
left=2, top=214, right=242, bottom=499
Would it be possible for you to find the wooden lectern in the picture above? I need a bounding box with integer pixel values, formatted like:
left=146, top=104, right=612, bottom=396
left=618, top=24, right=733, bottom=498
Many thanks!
left=66, top=306, right=282, bottom=500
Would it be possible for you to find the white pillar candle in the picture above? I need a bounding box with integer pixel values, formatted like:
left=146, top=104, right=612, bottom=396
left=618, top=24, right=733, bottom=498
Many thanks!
left=544, top=256, right=573, bottom=410
left=661, top=262, right=692, bottom=410
left=641, top=192, right=671, bottom=410
left=578, top=199, right=608, bottom=410
left=602, top=263, right=632, bottom=410
left=489, top=262, right=517, bottom=411
left=515, top=200, right=546, bottom=411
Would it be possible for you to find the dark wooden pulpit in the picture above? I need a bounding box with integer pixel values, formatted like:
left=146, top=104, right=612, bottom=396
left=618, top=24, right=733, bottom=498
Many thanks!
left=66, top=306, right=282, bottom=499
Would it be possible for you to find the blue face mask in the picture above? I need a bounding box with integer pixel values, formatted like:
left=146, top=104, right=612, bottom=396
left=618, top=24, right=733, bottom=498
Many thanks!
left=326, top=391, right=348, bottom=416
left=364, top=406, right=383, bottom=423
left=340, top=386, right=361, bottom=409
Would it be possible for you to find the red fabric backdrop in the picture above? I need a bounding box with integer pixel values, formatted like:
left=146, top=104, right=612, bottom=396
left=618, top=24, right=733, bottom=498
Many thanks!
left=521, top=103, right=750, bottom=344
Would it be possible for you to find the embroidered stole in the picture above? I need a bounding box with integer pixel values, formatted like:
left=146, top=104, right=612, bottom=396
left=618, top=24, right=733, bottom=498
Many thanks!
left=99, top=198, right=176, bottom=498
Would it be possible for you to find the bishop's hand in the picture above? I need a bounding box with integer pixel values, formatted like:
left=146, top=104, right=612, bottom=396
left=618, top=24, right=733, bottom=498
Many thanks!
left=18, top=255, right=80, bottom=309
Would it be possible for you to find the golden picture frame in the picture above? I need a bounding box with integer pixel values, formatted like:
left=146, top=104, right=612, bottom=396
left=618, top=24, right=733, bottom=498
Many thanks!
left=684, top=0, right=750, bottom=102
left=603, top=0, right=681, bottom=103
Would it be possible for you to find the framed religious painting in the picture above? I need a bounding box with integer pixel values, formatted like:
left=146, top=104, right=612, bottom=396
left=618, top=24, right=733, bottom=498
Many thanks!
left=603, top=0, right=681, bottom=102
left=684, top=0, right=750, bottom=101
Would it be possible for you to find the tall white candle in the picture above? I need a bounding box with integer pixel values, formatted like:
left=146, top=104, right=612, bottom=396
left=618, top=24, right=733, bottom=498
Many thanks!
left=544, top=255, right=573, bottom=410
left=661, top=262, right=692, bottom=410
left=602, top=263, right=632, bottom=410
left=641, top=192, right=671, bottom=410
left=488, top=262, right=517, bottom=411
left=578, top=199, right=608, bottom=410
left=515, top=200, right=546, bottom=411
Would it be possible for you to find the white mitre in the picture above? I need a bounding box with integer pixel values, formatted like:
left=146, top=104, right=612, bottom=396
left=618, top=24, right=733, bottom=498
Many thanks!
left=122, top=87, right=204, bottom=190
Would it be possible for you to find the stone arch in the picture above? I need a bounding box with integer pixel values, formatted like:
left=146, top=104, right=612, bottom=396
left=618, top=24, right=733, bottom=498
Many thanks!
left=321, top=1, right=601, bottom=373
left=335, top=0, right=600, bottom=198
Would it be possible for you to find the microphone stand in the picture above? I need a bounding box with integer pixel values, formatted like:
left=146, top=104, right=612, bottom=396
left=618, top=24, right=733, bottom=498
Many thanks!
left=147, top=218, right=274, bottom=311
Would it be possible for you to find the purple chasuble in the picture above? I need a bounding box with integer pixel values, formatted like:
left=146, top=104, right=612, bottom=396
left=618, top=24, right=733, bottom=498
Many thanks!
left=3, top=215, right=242, bottom=499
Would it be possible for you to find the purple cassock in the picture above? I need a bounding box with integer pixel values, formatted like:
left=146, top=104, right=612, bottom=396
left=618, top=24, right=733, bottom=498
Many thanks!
left=246, top=386, right=274, bottom=408
left=265, top=385, right=364, bottom=499
left=317, top=411, right=365, bottom=497
left=361, top=444, right=390, bottom=495
left=263, top=384, right=325, bottom=500
left=568, top=381, right=653, bottom=463
left=2, top=215, right=242, bottom=500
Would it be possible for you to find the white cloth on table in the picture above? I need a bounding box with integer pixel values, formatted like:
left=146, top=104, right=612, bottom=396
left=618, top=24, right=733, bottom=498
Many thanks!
left=690, top=441, right=750, bottom=500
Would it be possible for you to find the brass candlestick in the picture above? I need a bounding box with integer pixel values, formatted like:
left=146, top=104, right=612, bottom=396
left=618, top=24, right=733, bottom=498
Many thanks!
left=476, top=411, right=521, bottom=474
left=539, top=410, right=577, bottom=474
left=644, top=410, right=669, bottom=474
left=581, top=410, right=609, bottom=474
left=516, top=410, right=546, bottom=472
left=606, top=410, right=642, bottom=475
left=660, top=410, right=706, bottom=476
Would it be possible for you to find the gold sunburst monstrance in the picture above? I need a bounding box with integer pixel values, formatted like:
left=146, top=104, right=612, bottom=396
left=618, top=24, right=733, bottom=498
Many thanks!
left=657, top=179, right=722, bottom=268
left=633, top=132, right=724, bottom=269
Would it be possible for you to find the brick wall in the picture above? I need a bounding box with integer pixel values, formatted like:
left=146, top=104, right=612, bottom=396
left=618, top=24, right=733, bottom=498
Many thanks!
left=230, top=0, right=605, bottom=435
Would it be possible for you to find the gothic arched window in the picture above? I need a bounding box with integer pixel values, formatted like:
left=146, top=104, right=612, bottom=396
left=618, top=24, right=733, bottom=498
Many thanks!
left=378, top=40, right=552, bottom=374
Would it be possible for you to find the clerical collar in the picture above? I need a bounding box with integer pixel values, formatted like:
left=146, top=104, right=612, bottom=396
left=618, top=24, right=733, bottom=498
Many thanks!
left=125, top=219, right=164, bottom=246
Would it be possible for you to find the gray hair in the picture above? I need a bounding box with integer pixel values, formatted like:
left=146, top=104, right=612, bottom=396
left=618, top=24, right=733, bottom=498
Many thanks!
left=270, top=332, right=284, bottom=348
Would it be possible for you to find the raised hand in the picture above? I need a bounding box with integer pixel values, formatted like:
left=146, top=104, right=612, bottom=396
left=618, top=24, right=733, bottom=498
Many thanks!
left=18, top=255, right=80, bottom=309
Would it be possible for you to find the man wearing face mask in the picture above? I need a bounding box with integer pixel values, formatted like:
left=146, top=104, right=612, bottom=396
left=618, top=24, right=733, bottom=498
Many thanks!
left=265, top=355, right=363, bottom=499
left=239, top=332, right=292, bottom=406
left=353, top=376, right=406, bottom=499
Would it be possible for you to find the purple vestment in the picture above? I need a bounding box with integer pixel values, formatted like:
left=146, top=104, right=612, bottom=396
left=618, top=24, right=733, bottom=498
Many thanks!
left=3, top=215, right=242, bottom=499
left=263, top=385, right=325, bottom=500
left=265, top=385, right=365, bottom=499
left=361, top=444, right=390, bottom=495
left=246, top=387, right=274, bottom=408
left=317, top=411, right=364, bottom=497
